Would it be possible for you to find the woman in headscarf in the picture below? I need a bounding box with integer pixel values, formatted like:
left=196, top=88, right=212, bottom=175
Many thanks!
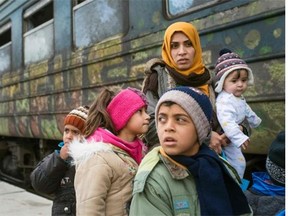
left=142, top=22, right=230, bottom=152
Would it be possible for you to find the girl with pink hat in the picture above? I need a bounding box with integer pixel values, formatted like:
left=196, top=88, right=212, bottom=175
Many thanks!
left=69, top=87, right=150, bottom=216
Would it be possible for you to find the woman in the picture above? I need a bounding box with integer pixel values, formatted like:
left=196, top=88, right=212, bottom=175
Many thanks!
left=142, top=21, right=229, bottom=153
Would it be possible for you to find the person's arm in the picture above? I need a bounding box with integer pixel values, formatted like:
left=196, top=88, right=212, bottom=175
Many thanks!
left=30, top=151, right=69, bottom=194
left=74, top=154, right=112, bottom=216
left=217, top=100, right=249, bottom=148
left=209, top=131, right=229, bottom=154
left=244, top=102, right=262, bottom=128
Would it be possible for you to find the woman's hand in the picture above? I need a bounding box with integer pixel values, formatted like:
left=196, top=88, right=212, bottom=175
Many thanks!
left=209, top=131, right=230, bottom=154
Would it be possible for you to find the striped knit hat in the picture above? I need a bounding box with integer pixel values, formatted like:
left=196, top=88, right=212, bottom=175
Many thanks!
left=64, top=106, right=89, bottom=133
left=214, top=48, right=254, bottom=93
left=155, top=86, right=212, bottom=145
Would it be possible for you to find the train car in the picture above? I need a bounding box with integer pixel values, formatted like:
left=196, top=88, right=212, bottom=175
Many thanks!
left=0, top=0, right=285, bottom=186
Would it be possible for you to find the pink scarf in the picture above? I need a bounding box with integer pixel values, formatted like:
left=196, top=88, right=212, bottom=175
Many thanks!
left=87, top=128, right=144, bottom=164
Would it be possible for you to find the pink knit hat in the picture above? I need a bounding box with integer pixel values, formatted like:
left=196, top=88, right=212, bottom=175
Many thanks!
left=107, top=87, right=148, bottom=131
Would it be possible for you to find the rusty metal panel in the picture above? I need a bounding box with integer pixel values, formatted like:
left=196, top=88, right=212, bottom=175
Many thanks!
left=245, top=101, right=285, bottom=155
left=200, top=14, right=285, bottom=65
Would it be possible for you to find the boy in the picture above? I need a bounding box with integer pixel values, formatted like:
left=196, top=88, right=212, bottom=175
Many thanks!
left=130, top=86, right=252, bottom=215
left=30, top=105, right=89, bottom=216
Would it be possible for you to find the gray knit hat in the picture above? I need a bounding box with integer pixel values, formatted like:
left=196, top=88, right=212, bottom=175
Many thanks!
left=155, top=86, right=212, bottom=145
left=214, top=49, right=254, bottom=93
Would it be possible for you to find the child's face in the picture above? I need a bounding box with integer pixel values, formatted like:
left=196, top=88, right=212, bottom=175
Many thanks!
left=63, top=125, right=81, bottom=145
left=223, top=69, right=248, bottom=97
left=157, top=103, right=200, bottom=156
left=170, top=32, right=195, bottom=71
left=123, top=107, right=150, bottom=137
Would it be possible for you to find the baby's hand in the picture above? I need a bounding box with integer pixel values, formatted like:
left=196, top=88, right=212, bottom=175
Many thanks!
left=241, top=139, right=250, bottom=150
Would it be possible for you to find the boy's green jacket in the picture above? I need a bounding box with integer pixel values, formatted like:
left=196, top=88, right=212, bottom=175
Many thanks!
left=129, top=146, right=253, bottom=216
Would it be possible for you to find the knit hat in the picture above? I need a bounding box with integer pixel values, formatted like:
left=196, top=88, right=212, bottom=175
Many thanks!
left=214, top=48, right=254, bottom=93
left=107, top=87, right=148, bottom=131
left=155, top=86, right=212, bottom=145
left=266, top=131, right=285, bottom=186
left=64, top=106, right=89, bottom=133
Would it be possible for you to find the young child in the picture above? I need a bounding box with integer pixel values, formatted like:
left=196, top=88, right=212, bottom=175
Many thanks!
left=30, top=105, right=89, bottom=216
left=214, top=49, right=262, bottom=179
left=130, top=86, right=252, bottom=216
left=69, top=87, right=150, bottom=216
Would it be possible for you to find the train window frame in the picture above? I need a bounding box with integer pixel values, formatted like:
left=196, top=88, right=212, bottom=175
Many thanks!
left=164, top=0, right=229, bottom=18
left=23, top=0, right=53, bottom=33
left=0, top=21, right=11, bottom=74
left=0, top=0, right=11, bottom=8
left=73, top=0, right=129, bottom=49
left=23, top=0, right=54, bottom=65
left=73, top=0, right=88, bottom=7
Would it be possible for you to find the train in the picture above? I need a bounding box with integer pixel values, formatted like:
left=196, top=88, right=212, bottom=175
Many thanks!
left=0, top=0, right=285, bottom=186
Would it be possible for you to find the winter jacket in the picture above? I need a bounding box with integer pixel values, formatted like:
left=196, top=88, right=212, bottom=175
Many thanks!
left=130, top=146, right=253, bottom=216
left=69, top=140, right=138, bottom=216
left=216, top=91, right=261, bottom=147
left=30, top=142, right=76, bottom=216
left=141, top=59, right=220, bottom=149
left=244, top=172, right=285, bottom=216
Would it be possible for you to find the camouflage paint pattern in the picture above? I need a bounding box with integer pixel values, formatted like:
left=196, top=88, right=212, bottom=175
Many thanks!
left=0, top=0, right=284, bottom=156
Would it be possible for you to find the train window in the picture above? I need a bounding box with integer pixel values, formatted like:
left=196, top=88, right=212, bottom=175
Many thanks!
left=23, top=0, right=53, bottom=32
left=0, top=22, right=11, bottom=47
left=73, top=0, right=88, bottom=5
left=0, top=22, right=11, bottom=74
left=73, top=0, right=128, bottom=48
left=166, top=0, right=223, bottom=17
left=23, top=0, right=54, bottom=65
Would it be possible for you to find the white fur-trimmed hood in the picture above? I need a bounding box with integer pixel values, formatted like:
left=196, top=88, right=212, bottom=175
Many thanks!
left=68, top=138, right=112, bottom=165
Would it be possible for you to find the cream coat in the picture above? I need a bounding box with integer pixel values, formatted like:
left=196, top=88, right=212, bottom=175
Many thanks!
left=69, top=140, right=138, bottom=216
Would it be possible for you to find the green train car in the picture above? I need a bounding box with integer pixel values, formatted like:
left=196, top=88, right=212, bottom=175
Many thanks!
left=0, top=0, right=284, bottom=185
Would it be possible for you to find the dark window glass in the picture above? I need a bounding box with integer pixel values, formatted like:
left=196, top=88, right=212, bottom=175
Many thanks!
left=24, top=1, right=53, bottom=32
left=0, top=28, right=11, bottom=47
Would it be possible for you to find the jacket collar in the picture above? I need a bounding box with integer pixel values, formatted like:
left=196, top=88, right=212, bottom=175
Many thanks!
left=133, top=147, right=189, bottom=195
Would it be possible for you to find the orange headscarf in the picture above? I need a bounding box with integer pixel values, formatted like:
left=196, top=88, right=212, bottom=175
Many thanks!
left=162, top=22, right=209, bottom=95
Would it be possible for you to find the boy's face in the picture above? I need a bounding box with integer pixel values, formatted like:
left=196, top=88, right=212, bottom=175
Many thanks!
left=157, top=103, right=200, bottom=156
left=223, top=69, right=248, bottom=97
left=63, top=125, right=81, bottom=145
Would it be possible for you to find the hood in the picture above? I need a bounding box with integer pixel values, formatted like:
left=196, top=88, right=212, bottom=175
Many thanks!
left=68, top=138, right=112, bottom=166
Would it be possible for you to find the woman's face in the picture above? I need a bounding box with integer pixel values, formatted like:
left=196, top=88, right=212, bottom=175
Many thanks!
left=170, top=32, right=195, bottom=71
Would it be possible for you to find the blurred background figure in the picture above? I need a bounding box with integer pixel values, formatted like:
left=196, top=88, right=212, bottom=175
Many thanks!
left=244, top=131, right=285, bottom=216
left=30, top=106, right=89, bottom=216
